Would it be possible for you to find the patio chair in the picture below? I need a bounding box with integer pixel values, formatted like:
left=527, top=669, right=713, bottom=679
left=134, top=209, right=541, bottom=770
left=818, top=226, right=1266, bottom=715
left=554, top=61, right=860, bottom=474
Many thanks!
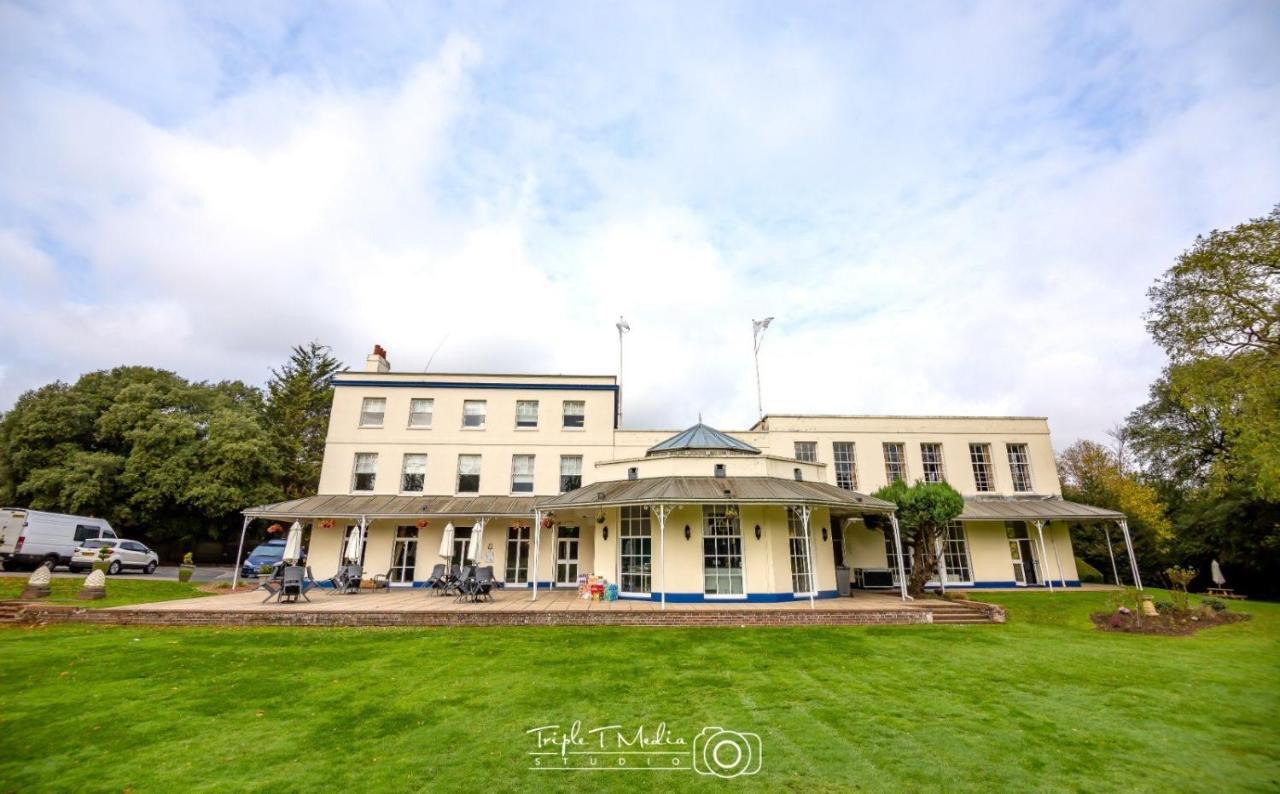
left=369, top=572, right=392, bottom=593
left=454, top=566, right=476, bottom=603
left=474, top=566, right=497, bottom=602
left=424, top=564, right=447, bottom=595
left=340, top=563, right=363, bottom=594
left=279, top=565, right=310, bottom=604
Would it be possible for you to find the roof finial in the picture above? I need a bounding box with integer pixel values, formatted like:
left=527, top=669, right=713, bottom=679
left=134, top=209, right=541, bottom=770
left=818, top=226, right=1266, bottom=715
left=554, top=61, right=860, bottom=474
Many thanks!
left=698, top=411, right=703, bottom=424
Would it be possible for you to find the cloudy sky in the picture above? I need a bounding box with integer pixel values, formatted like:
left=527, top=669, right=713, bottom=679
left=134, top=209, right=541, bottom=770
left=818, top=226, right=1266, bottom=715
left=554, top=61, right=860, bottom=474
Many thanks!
left=1, top=1, right=1277, bottom=445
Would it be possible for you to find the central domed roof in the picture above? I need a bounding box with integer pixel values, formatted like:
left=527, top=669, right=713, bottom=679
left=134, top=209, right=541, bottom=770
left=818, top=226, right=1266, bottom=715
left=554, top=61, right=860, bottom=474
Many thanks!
left=646, top=423, right=760, bottom=455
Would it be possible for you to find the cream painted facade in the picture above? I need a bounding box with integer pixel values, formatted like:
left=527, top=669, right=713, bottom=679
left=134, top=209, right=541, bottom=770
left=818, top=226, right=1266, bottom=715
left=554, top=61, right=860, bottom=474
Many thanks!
left=282, top=348, right=1096, bottom=601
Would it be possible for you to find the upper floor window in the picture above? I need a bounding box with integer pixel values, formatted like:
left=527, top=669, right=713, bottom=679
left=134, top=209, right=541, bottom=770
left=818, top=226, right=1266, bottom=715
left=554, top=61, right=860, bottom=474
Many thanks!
left=511, top=455, right=535, bottom=493
left=562, top=400, right=585, bottom=429
left=832, top=442, right=857, bottom=490
left=457, top=454, right=481, bottom=493
left=1006, top=443, right=1033, bottom=492
left=352, top=453, right=378, bottom=491
left=793, top=467, right=803, bottom=481
left=714, top=463, right=727, bottom=478
left=920, top=443, right=945, bottom=483
left=883, top=442, right=908, bottom=483
left=359, top=397, right=386, bottom=427
left=516, top=400, right=539, bottom=428
left=559, top=456, right=583, bottom=492
left=408, top=398, right=433, bottom=428
left=627, top=467, right=639, bottom=481
left=401, top=454, right=427, bottom=492
left=462, top=400, right=487, bottom=429
left=969, top=443, right=995, bottom=492
left=794, top=441, right=817, bottom=462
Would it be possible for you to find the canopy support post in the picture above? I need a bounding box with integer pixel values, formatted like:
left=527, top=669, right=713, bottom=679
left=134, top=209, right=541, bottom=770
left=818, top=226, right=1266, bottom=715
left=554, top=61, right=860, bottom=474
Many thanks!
left=889, top=513, right=911, bottom=601
left=231, top=514, right=252, bottom=590
left=532, top=509, right=542, bottom=601
left=1102, top=522, right=1121, bottom=585
left=1048, top=521, right=1066, bottom=587
left=655, top=504, right=671, bottom=610
left=935, top=531, right=947, bottom=595
left=1118, top=518, right=1142, bottom=591
left=1033, top=520, right=1053, bottom=591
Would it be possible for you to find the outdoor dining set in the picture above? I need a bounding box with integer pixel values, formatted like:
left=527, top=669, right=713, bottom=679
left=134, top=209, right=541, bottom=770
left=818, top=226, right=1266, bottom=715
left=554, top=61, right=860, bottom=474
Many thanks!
left=253, top=522, right=503, bottom=604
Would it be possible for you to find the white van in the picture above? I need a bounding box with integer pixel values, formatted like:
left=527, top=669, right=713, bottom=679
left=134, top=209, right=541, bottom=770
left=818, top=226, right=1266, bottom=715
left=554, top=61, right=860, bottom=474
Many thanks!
left=0, top=509, right=117, bottom=571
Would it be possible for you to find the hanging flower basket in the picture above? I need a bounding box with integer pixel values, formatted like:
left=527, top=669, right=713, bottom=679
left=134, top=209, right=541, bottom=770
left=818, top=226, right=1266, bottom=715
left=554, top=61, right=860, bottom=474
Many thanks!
left=267, top=523, right=284, bottom=534
left=725, top=505, right=739, bottom=520
left=415, top=518, right=431, bottom=529
left=596, top=510, right=607, bottom=524
left=319, top=519, right=334, bottom=529
left=541, top=515, right=555, bottom=530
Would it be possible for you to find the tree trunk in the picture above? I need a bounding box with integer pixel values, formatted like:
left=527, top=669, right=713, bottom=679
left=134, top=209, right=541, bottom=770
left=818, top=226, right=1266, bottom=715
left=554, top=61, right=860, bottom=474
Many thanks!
left=907, top=525, right=941, bottom=597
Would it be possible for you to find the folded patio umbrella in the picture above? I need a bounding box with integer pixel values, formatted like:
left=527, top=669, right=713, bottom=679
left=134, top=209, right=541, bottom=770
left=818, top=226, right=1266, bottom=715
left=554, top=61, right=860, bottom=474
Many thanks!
left=1211, top=559, right=1226, bottom=587
left=468, top=524, right=484, bottom=564
left=439, top=522, right=455, bottom=560
left=343, top=527, right=361, bottom=563
left=282, top=522, right=304, bottom=564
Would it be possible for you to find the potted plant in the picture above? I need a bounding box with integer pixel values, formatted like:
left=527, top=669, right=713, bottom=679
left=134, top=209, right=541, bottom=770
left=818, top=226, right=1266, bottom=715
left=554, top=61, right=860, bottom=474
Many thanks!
left=541, top=514, right=555, bottom=530
left=178, top=552, right=196, bottom=583
left=91, top=544, right=113, bottom=574
left=596, top=510, right=607, bottom=524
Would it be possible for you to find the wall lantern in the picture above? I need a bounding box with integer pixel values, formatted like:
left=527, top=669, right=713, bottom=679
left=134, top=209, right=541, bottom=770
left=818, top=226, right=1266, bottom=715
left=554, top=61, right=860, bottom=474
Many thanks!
left=684, top=525, right=692, bottom=540
left=822, top=527, right=829, bottom=541
left=754, top=524, right=762, bottom=540
left=602, top=526, right=609, bottom=540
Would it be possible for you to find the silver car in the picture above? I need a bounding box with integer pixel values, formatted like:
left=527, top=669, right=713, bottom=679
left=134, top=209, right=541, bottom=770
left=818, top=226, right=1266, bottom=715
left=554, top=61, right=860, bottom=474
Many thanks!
left=69, top=538, right=159, bottom=575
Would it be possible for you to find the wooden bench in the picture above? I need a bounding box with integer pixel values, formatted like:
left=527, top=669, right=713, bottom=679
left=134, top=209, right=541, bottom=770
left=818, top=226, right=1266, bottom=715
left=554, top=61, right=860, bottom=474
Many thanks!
left=1206, top=587, right=1247, bottom=600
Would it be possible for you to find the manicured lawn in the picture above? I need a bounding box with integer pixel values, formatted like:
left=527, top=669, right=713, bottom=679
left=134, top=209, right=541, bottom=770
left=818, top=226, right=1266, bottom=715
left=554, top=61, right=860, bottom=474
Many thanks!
left=0, top=591, right=1275, bottom=792
left=0, top=575, right=212, bottom=608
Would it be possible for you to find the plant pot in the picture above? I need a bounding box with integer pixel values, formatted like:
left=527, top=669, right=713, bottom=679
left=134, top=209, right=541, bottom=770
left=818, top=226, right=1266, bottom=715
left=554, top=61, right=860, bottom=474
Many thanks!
left=178, top=564, right=195, bottom=583
left=92, top=560, right=110, bottom=574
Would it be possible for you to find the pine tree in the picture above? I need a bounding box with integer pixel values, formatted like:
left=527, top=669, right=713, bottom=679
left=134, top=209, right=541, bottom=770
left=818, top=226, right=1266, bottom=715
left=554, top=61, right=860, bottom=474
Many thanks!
left=265, top=342, right=343, bottom=499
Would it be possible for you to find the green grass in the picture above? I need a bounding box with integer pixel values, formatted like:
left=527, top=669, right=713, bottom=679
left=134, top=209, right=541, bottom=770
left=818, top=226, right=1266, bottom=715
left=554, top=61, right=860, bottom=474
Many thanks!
left=0, top=592, right=1276, bottom=792
left=0, top=574, right=211, bottom=608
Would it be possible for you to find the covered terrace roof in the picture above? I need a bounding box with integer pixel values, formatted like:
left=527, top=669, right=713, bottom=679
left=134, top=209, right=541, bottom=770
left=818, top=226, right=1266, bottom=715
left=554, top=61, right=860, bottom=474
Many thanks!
left=242, top=494, right=538, bottom=520
left=537, top=476, right=895, bottom=513
left=959, top=497, right=1124, bottom=522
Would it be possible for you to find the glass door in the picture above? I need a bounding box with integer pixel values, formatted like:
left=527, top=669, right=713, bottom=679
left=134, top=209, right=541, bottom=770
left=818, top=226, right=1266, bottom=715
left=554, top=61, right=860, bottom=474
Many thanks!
left=1009, top=540, right=1026, bottom=585
left=619, top=506, right=652, bottom=595
left=390, top=526, right=418, bottom=585
left=451, top=527, right=472, bottom=570
left=703, top=505, right=744, bottom=596
left=556, top=526, right=580, bottom=585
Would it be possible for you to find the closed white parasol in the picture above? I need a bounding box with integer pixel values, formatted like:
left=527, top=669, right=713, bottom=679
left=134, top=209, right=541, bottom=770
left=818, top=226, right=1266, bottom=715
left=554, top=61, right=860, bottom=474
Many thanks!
left=467, top=523, right=485, bottom=564
left=343, top=526, right=362, bottom=563
left=439, top=522, right=456, bottom=560
left=1211, top=559, right=1226, bottom=588
left=282, top=522, right=304, bottom=564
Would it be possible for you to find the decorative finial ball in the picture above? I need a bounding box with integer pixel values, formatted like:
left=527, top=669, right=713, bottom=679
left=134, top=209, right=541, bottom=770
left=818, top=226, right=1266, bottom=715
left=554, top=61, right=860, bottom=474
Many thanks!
left=28, top=565, right=52, bottom=586
left=84, top=569, right=107, bottom=589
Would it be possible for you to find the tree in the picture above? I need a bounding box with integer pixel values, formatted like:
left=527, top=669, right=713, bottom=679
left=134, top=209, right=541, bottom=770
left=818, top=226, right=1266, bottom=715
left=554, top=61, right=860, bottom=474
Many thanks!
left=1124, top=205, right=1280, bottom=597
left=265, top=342, right=343, bottom=499
left=1146, top=204, right=1279, bottom=361
left=1056, top=439, right=1171, bottom=582
left=872, top=480, right=965, bottom=597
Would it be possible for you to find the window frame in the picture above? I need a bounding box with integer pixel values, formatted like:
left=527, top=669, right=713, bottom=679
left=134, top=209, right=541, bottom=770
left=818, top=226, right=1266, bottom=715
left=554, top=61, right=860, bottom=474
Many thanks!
left=462, top=400, right=487, bottom=429
left=407, top=398, right=434, bottom=429
left=701, top=505, right=745, bottom=598
left=883, top=442, right=908, bottom=484
left=969, top=443, right=995, bottom=492
left=359, top=397, right=386, bottom=428
left=562, top=400, right=586, bottom=429
left=793, top=441, right=817, bottom=463
left=920, top=442, right=946, bottom=483
left=510, top=454, right=535, bottom=494
left=787, top=509, right=815, bottom=595
left=400, top=453, right=427, bottom=493
left=456, top=454, right=481, bottom=494
left=559, top=455, right=583, bottom=493
left=1006, top=443, right=1034, bottom=493
left=832, top=441, right=857, bottom=490
left=515, top=400, right=539, bottom=429
left=352, top=452, right=378, bottom=492
left=618, top=506, right=652, bottom=595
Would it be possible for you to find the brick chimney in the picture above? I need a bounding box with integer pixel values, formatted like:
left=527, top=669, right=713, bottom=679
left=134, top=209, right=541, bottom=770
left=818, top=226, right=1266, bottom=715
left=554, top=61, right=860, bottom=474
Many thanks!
left=365, top=344, right=390, bottom=373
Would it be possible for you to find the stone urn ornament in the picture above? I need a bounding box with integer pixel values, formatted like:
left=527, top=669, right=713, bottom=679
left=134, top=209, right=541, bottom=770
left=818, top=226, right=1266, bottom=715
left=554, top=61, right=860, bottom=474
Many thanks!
left=20, top=564, right=52, bottom=599
left=79, top=569, right=107, bottom=600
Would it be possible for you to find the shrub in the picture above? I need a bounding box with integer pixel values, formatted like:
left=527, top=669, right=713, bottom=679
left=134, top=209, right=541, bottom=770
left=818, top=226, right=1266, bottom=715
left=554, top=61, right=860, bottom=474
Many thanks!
left=181, top=552, right=195, bottom=566
left=1201, top=597, right=1228, bottom=612
left=1153, top=600, right=1176, bottom=613
left=1076, top=557, right=1104, bottom=584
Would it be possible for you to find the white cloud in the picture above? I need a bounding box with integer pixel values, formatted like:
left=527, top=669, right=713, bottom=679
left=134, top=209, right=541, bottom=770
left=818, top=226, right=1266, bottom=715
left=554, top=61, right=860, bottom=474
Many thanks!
left=0, top=1, right=1277, bottom=451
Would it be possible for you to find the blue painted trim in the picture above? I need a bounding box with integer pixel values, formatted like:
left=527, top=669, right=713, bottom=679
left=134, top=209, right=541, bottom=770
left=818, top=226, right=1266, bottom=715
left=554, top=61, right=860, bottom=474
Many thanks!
left=335, top=379, right=618, bottom=392
left=617, top=590, right=841, bottom=603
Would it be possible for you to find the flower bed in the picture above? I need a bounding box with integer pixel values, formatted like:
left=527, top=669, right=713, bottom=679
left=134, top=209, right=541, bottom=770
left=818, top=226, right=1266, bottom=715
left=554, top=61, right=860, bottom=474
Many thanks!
left=1091, top=606, right=1250, bottom=636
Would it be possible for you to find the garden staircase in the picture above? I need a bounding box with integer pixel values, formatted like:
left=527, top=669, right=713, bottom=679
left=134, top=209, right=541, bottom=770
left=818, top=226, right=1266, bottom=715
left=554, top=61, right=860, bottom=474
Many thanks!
left=922, top=599, right=998, bottom=625
left=0, top=601, right=25, bottom=623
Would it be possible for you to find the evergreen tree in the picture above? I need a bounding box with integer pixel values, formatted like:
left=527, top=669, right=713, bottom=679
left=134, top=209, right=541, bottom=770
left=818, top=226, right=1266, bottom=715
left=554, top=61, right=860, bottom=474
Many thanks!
left=264, top=342, right=343, bottom=499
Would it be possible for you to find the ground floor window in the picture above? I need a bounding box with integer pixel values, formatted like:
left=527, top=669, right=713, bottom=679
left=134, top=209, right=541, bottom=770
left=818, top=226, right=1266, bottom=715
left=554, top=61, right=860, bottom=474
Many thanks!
left=505, top=525, right=530, bottom=583
left=703, top=505, right=744, bottom=596
left=619, top=506, right=651, bottom=594
left=941, top=521, right=972, bottom=583
left=787, top=509, right=813, bottom=594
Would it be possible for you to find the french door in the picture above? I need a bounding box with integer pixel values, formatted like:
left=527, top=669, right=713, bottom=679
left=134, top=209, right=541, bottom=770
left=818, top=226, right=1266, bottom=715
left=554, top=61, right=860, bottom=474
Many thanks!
left=556, top=526, right=580, bottom=585
left=390, top=526, right=418, bottom=585
left=618, top=506, right=652, bottom=595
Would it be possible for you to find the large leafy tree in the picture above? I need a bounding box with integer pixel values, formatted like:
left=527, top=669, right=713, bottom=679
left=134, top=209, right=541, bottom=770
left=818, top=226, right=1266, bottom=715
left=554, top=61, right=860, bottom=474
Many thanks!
left=265, top=342, right=343, bottom=499
left=872, top=480, right=965, bottom=597
left=0, top=367, right=283, bottom=552
left=1125, top=205, right=1280, bottom=596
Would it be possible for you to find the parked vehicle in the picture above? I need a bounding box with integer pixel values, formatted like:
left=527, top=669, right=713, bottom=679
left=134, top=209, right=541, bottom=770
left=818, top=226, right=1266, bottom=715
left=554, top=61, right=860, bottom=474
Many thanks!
left=239, top=539, right=294, bottom=579
left=69, top=538, right=160, bottom=575
left=0, top=508, right=117, bottom=571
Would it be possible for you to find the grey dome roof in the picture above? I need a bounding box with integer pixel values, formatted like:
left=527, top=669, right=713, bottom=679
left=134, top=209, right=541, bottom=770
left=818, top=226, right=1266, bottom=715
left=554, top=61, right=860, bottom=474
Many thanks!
left=647, top=423, right=760, bottom=455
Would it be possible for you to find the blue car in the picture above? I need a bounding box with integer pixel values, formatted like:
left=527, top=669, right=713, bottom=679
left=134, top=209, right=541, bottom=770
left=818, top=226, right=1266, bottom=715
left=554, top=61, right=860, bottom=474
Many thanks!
left=240, top=539, right=301, bottom=578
